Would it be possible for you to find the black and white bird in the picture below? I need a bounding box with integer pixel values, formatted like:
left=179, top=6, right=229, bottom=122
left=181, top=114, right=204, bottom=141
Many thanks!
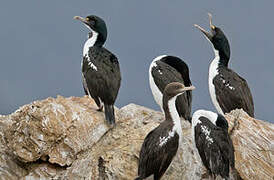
left=136, top=82, right=195, bottom=180
left=195, top=13, right=254, bottom=117
left=74, top=15, right=121, bottom=125
left=149, top=55, right=193, bottom=122
left=192, top=109, right=241, bottom=180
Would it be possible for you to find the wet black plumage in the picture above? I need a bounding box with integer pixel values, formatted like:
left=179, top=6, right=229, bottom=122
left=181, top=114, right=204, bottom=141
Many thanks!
left=150, top=55, right=193, bottom=122
left=213, top=68, right=254, bottom=117
left=136, top=82, right=195, bottom=180
left=137, top=120, right=179, bottom=180
left=75, top=15, right=121, bottom=125
left=192, top=110, right=242, bottom=180
left=195, top=13, right=254, bottom=117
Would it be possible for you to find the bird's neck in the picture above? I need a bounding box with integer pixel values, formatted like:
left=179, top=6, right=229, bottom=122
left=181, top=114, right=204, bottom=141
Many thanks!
left=83, top=30, right=106, bottom=56
left=213, top=49, right=229, bottom=68
left=87, top=30, right=106, bottom=46
left=163, top=96, right=181, bottom=128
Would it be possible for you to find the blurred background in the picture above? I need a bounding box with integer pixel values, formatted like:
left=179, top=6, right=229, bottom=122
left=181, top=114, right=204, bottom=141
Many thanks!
left=0, top=1, right=273, bottom=122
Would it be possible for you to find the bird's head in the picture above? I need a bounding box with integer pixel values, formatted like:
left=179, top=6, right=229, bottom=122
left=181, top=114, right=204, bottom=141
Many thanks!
left=164, top=82, right=195, bottom=100
left=195, top=13, right=230, bottom=63
left=74, top=15, right=107, bottom=46
left=216, top=114, right=229, bottom=130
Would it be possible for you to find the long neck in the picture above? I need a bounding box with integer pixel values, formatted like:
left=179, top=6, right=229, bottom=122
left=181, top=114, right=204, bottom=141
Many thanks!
left=163, top=95, right=180, bottom=127
left=94, top=32, right=106, bottom=47
left=83, top=29, right=107, bottom=55
left=213, top=49, right=229, bottom=67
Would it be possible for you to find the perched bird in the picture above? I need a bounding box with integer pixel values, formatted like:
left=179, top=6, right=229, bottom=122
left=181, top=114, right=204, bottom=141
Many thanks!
left=194, top=13, right=254, bottom=117
left=74, top=15, right=121, bottom=125
left=149, top=55, right=193, bottom=122
left=136, top=82, right=195, bottom=180
left=192, top=109, right=241, bottom=180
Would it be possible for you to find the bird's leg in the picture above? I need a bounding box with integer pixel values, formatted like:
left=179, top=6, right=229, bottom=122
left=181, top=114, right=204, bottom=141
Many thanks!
left=97, top=104, right=103, bottom=112
left=94, top=97, right=103, bottom=111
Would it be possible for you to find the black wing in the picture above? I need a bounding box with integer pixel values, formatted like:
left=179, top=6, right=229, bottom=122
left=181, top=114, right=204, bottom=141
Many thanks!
left=138, top=121, right=179, bottom=179
left=194, top=117, right=235, bottom=178
left=213, top=67, right=254, bottom=117
left=82, top=46, right=121, bottom=105
left=151, top=58, right=192, bottom=120
left=194, top=120, right=212, bottom=171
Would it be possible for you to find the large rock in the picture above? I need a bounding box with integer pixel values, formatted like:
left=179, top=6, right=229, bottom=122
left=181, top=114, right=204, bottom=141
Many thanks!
left=0, top=96, right=273, bottom=180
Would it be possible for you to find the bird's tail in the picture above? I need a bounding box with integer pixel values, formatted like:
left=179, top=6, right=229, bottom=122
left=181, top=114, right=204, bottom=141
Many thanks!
left=104, top=105, right=115, bottom=125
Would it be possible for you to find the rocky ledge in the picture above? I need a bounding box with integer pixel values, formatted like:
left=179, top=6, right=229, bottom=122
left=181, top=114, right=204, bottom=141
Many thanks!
left=0, top=96, right=273, bottom=180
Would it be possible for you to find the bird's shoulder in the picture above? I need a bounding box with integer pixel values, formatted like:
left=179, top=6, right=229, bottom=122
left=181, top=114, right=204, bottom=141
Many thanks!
left=141, top=122, right=179, bottom=155
left=195, top=116, right=233, bottom=152
left=151, top=61, right=185, bottom=92
left=217, top=66, right=248, bottom=86
left=214, top=66, right=254, bottom=116
left=194, top=117, right=220, bottom=145
left=88, top=46, right=119, bottom=64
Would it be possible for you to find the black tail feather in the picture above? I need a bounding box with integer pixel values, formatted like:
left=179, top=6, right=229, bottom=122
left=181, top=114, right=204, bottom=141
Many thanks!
left=104, top=105, right=115, bottom=125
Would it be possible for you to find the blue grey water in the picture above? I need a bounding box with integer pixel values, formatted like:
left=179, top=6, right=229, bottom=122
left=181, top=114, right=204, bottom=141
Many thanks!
left=0, top=1, right=273, bottom=122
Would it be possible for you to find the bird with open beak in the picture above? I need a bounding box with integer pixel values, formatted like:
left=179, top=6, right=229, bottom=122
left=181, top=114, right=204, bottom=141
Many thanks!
left=194, top=13, right=254, bottom=118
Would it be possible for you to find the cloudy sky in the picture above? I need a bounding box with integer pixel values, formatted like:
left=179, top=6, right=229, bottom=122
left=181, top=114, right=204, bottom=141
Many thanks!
left=0, top=1, right=273, bottom=122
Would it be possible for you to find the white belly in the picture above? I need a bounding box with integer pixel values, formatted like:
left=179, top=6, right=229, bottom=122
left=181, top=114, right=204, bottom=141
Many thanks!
left=209, top=57, right=224, bottom=115
left=149, top=71, right=163, bottom=111
left=149, top=55, right=167, bottom=112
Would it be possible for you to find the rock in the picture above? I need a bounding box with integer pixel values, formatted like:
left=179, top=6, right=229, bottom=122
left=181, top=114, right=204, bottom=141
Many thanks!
left=227, top=110, right=274, bottom=180
left=0, top=96, right=273, bottom=180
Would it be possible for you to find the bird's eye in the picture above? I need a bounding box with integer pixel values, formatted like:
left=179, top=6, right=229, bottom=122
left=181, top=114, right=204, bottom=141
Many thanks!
left=86, top=17, right=90, bottom=21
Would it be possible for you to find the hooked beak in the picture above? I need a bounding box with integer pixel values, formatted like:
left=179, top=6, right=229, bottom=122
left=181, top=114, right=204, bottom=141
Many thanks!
left=182, top=85, right=195, bottom=91
left=194, top=13, right=215, bottom=40
left=74, top=16, right=88, bottom=24
left=177, top=85, right=195, bottom=96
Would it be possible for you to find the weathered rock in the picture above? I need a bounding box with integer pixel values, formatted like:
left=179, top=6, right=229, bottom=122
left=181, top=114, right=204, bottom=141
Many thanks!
left=227, top=110, right=274, bottom=180
left=0, top=96, right=273, bottom=180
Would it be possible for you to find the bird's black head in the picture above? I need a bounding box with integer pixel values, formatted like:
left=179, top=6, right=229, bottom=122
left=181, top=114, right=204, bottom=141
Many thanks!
left=74, top=15, right=107, bottom=46
left=216, top=114, right=229, bottom=130
left=195, top=13, right=230, bottom=66
left=163, top=82, right=195, bottom=100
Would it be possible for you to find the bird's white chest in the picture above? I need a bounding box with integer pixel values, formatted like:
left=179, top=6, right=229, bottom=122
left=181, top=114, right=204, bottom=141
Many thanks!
left=149, top=61, right=164, bottom=111
left=83, top=30, right=98, bottom=56
left=159, top=98, right=182, bottom=147
left=208, top=57, right=224, bottom=115
left=82, top=31, right=99, bottom=72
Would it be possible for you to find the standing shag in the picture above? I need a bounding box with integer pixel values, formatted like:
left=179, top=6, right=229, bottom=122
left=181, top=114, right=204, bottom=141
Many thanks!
left=192, top=110, right=241, bottom=180
left=194, top=13, right=254, bottom=117
left=136, top=82, right=195, bottom=180
left=149, top=55, right=193, bottom=122
left=74, top=15, right=121, bottom=125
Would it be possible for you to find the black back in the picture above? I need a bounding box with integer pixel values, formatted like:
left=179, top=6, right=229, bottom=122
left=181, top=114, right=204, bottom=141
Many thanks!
left=194, top=116, right=235, bottom=179
left=137, top=120, right=179, bottom=180
left=213, top=67, right=254, bottom=117
left=82, top=46, right=121, bottom=106
left=151, top=56, right=192, bottom=121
